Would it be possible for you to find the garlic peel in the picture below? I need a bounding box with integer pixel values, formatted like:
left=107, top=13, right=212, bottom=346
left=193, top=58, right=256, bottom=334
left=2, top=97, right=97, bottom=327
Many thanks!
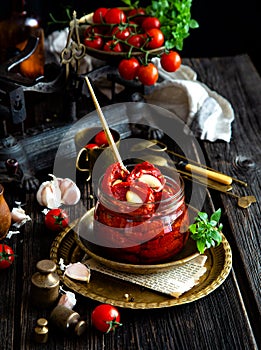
left=11, top=205, right=31, bottom=228
left=36, top=174, right=81, bottom=208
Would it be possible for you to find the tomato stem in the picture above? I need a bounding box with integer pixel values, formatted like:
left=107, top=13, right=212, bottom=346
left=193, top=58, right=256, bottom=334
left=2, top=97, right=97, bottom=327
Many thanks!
left=105, top=318, right=123, bottom=333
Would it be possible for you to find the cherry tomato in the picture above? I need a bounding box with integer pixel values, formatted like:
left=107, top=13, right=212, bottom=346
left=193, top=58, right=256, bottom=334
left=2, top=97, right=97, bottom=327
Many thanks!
left=146, top=28, right=164, bottom=49
left=118, top=57, right=140, bottom=80
left=127, top=8, right=146, bottom=17
left=104, top=8, right=126, bottom=24
left=0, top=244, right=15, bottom=269
left=111, top=26, right=131, bottom=40
left=45, top=208, right=69, bottom=232
left=94, top=130, right=109, bottom=147
left=93, top=8, right=108, bottom=23
left=127, top=34, right=145, bottom=49
left=84, top=26, right=103, bottom=37
left=127, top=8, right=146, bottom=24
left=142, top=17, right=161, bottom=31
left=160, top=51, right=181, bottom=72
left=103, top=40, right=123, bottom=52
left=91, top=304, right=122, bottom=333
left=85, top=143, right=99, bottom=149
left=137, top=63, right=159, bottom=86
left=84, top=35, right=103, bottom=50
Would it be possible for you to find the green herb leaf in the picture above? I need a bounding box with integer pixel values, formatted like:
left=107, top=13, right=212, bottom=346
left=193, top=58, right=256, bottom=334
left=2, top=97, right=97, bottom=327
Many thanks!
left=145, top=0, right=199, bottom=50
left=189, top=209, right=223, bottom=254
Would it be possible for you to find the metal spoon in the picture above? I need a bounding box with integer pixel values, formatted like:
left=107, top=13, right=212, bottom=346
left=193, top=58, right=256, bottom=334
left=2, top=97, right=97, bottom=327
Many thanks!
left=183, top=175, right=256, bottom=208
left=227, top=194, right=256, bottom=209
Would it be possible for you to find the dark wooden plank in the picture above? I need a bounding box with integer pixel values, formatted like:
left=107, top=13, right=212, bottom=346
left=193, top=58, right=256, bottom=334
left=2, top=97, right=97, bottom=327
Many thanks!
left=184, top=55, right=261, bottom=345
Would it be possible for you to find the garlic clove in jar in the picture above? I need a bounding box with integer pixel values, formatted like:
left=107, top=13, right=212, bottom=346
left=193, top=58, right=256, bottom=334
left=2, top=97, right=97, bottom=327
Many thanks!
left=126, top=190, right=143, bottom=203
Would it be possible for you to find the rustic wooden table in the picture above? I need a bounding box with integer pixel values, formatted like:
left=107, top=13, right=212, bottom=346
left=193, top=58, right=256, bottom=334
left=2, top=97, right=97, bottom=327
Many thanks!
left=0, top=54, right=260, bottom=350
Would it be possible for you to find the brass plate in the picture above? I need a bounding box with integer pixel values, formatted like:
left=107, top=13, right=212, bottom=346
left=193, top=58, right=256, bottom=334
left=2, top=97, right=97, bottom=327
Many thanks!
left=75, top=207, right=200, bottom=274
left=50, top=224, right=232, bottom=309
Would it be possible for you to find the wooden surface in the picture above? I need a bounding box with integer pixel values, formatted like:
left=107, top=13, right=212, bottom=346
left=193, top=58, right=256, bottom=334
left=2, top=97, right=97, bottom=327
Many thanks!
left=0, top=54, right=260, bottom=350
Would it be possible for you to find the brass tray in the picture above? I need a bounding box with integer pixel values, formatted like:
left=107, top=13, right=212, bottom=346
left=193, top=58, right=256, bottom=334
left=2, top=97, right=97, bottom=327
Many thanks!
left=50, top=224, right=232, bottom=309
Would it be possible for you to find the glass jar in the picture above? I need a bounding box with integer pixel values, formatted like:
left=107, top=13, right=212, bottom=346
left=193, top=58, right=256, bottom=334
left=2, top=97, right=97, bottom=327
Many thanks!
left=92, top=174, right=189, bottom=264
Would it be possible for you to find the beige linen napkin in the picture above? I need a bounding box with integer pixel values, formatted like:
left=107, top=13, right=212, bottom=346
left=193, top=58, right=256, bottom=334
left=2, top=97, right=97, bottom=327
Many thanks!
left=146, top=58, right=235, bottom=142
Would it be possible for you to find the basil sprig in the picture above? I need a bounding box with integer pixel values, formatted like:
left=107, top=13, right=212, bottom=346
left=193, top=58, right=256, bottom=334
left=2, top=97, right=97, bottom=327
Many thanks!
left=189, top=209, right=223, bottom=254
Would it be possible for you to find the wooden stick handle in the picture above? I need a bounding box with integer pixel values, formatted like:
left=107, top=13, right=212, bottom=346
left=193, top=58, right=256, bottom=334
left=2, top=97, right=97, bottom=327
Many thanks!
left=183, top=163, right=233, bottom=185
left=84, top=77, right=127, bottom=171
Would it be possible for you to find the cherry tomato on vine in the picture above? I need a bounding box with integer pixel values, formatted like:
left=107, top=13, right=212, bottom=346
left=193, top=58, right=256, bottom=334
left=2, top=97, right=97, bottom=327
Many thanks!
left=104, top=8, right=126, bottom=24
left=118, top=57, right=140, bottom=80
left=127, top=8, right=146, bottom=17
left=145, top=28, right=164, bottom=49
left=93, top=7, right=108, bottom=23
left=127, top=34, right=145, bottom=49
left=142, top=17, right=161, bottom=31
left=45, top=208, right=69, bottom=232
left=160, top=51, right=181, bottom=72
left=137, top=63, right=159, bottom=86
left=127, top=8, right=146, bottom=24
left=111, top=26, right=131, bottom=40
left=91, top=304, right=122, bottom=333
left=0, top=244, right=15, bottom=269
left=103, top=40, right=123, bottom=52
left=84, top=35, right=103, bottom=50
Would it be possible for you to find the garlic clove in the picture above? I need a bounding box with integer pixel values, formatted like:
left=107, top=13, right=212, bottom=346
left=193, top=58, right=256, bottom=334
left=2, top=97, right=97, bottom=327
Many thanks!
left=126, top=190, right=143, bottom=203
left=58, top=178, right=81, bottom=205
left=112, top=179, right=122, bottom=186
left=48, top=174, right=62, bottom=205
left=36, top=176, right=62, bottom=209
left=11, top=207, right=26, bottom=222
left=64, top=262, right=90, bottom=282
left=138, top=174, right=163, bottom=190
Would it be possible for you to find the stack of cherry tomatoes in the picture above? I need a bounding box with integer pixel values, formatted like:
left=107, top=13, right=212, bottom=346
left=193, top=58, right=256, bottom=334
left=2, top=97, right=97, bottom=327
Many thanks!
left=83, top=7, right=181, bottom=86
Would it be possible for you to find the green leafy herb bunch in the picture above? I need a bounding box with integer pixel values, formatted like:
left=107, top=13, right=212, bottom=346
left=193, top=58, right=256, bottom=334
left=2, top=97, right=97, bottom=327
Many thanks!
left=189, top=208, right=223, bottom=254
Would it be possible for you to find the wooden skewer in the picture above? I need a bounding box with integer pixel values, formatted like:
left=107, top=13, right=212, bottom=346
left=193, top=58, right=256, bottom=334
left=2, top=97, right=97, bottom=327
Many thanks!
left=84, top=76, right=127, bottom=172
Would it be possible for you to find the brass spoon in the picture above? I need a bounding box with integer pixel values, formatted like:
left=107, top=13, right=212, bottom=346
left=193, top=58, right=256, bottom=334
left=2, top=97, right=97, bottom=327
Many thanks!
left=227, top=194, right=256, bottom=209
left=183, top=175, right=256, bottom=208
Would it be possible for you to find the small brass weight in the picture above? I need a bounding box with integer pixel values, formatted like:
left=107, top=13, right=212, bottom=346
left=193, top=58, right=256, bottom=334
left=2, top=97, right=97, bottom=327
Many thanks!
left=34, top=318, right=48, bottom=344
left=50, top=305, right=87, bottom=336
left=31, top=260, right=60, bottom=308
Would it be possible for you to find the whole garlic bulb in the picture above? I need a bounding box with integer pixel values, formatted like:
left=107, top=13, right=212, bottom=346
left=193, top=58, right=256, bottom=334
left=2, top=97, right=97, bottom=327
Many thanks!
left=36, top=174, right=81, bottom=208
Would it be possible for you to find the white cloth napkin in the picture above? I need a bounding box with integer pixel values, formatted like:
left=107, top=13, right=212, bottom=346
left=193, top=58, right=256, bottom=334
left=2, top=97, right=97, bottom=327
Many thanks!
left=145, top=58, right=235, bottom=142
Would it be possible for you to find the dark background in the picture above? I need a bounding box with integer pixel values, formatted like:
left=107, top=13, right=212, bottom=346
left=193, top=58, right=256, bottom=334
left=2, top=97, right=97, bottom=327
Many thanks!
left=0, top=0, right=260, bottom=74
